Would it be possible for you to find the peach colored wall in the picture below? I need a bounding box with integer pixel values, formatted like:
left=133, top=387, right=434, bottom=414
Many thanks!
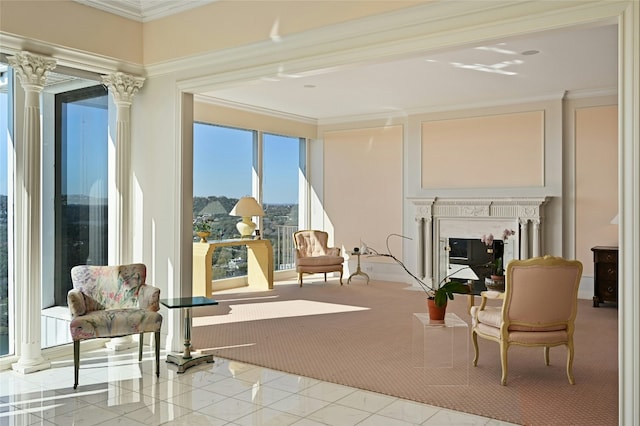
left=194, top=101, right=316, bottom=139
left=575, top=105, right=618, bottom=276
left=421, top=111, right=544, bottom=188
left=143, top=1, right=422, bottom=64
left=323, top=125, right=403, bottom=261
left=0, top=0, right=142, bottom=64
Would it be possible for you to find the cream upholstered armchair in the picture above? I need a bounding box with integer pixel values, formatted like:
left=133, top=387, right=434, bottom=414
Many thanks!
left=471, top=255, right=583, bottom=385
left=293, top=230, right=344, bottom=287
left=68, top=263, right=163, bottom=389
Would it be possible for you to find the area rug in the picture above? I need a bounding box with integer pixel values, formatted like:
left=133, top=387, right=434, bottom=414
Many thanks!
left=190, top=280, right=618, bottom=425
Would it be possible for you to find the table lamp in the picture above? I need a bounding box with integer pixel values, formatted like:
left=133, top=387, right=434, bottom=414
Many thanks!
left=229, top=196, right=265, bottom=238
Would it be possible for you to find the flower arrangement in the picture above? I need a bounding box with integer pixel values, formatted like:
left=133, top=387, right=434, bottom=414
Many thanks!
left=481, top=229, right=516, bottom=277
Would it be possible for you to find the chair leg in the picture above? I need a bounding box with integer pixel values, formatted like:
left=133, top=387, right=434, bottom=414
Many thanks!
left=155, top=331, right=161, bottom=378
left=324, top=272, right=327, bottom=282
left=299, top=272, right=303, bottom=287
left=138, top=333, right=144, bottom=361
left=339, top=269, right=343, bottom=285
left=566, top=341, right=575, bottom=385
left=73, top=340, right=80, bottom=389
left=500, top=341, right=509, bottom=385
left=472, top=330, right=479, bottom=367
left=544, top=346, right=550, bottom=366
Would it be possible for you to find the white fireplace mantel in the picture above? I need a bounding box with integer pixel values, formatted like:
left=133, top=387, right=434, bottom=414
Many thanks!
left=408, top=197, right=549, bottom=285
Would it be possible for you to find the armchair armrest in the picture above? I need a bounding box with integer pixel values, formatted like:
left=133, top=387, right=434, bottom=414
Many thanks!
left=138, top=284, right=161, bottom=312
left=326, top=247, right=341, bottom=256
left=67, top=289, right=86, bottom=317
left=478, top=290, right=505, bottom=310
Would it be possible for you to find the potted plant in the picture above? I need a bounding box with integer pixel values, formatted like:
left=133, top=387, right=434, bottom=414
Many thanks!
left=193, top=216, right=212, bottom=242
left=366, top=234, right=470, bottom=321
left=491, top=257, right=504, bottom=280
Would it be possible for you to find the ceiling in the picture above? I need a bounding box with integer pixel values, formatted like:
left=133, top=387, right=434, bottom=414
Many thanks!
left=75, top=1, right=618, bottom=122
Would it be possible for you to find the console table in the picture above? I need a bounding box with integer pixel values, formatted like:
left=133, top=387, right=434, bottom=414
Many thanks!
left=193, top=239, right=273, bottom=297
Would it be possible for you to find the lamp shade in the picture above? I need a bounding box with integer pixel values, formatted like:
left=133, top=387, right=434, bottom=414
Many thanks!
left=229, top=196, right=264, bottom=238
left=229, top=196, right=265, bottom=217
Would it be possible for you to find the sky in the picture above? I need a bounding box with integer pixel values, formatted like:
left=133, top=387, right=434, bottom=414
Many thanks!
left=193, top=123, right=299, bottom=204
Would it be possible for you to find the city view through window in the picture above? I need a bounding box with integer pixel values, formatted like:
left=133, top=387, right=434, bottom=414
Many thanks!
left=193, top=123, right=301, bottom=280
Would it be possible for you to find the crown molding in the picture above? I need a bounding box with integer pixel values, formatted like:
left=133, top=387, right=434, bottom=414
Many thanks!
left=0, top=33, right=144, bottom=76
left=194, top=95, right=317, bottom=126
left=564, top=87, right=618, bottom=100
left=73, top=0, right=218, bottom=23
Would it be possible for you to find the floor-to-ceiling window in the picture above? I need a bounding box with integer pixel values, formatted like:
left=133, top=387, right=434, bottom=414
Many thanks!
left=53, top=86, right=109, bottom=306
left=0, top=63, right=14, bottom=356
left=193, top=123, right=254, bottom=279
left=262, top=133, right=303, bottom=270
left=39, top=76, right=109, bottom=348
left=193, top=123, right=304, bottom=282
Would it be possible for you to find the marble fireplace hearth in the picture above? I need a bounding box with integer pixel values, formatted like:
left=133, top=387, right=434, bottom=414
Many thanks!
left=408, top=197, right=549, bottom=287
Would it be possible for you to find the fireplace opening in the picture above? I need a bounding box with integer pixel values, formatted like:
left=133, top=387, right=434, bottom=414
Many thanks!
left=448, top=238, right=504, bottom=293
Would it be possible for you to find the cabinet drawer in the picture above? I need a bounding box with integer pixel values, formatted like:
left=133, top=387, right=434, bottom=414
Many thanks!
left=597, top=281, right=618, bottom=301
left=594, top=250, right=618, bottom=263
left=596, top=264, right=618, bottom=281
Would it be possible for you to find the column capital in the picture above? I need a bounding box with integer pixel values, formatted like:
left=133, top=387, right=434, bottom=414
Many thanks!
left=7, top=51, right=56, bottom=91
left=102, top=72, right=145, bottom=105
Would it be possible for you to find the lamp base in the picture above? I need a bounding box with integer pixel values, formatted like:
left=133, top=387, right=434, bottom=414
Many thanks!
left=236, top=217, right=257, bottom=238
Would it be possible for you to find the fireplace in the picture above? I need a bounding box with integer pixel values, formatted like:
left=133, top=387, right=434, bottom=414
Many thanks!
left=408, top=197, right=548, bottom=287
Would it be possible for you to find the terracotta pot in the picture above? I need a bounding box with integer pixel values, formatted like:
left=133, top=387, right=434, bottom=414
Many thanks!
left=427, top=298, right=447, bottom=321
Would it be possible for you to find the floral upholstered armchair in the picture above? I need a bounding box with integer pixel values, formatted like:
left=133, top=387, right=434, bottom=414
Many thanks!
left=293, top=230, right=344, bottom=287
left=68, top=263, right=163, bottom=389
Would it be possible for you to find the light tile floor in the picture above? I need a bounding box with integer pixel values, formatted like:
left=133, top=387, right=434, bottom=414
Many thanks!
left=0, top=346, right=518, bottom=426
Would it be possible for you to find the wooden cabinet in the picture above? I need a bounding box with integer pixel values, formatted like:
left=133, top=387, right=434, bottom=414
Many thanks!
left=591, top=246, right=618, bottom=307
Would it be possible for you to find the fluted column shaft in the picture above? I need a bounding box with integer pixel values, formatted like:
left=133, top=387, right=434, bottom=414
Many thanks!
left=102, top=72, right=144, bottom=265
left=519, top=219, right=530, bottom=259
left=9, top=52, right=56, bottom=374
left=101, top=72, right=144, bottom=351
left=531, top=219, right=541, bottom=257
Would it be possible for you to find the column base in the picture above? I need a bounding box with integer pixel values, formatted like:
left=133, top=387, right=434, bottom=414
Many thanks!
left=12, top=358, right=51, bottom=374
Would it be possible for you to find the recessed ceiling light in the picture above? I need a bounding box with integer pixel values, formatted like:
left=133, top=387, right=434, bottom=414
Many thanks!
left=521, top=50, right=540, bottom=56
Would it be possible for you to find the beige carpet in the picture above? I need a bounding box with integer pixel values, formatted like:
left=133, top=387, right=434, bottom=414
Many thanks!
left=190, top=279, right=618, bottom=425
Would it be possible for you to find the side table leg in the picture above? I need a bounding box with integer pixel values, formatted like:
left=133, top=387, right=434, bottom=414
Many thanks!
left=183, top=307, right=192, bottom=359
left=166, top=306, right=214, bottom=373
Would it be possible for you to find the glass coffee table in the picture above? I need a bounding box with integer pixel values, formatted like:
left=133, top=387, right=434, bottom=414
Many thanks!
left=160, top=296, right=219, bottom=373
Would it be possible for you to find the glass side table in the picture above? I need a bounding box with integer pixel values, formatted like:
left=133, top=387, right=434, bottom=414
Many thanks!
left=160, top=296, right=218, bottom=373
left=347, top=251, right=370, bottom=284
left=412, top=312, right=469, bottom=386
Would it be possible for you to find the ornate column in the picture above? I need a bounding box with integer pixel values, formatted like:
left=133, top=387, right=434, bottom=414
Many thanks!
left=531, top=219, right=541, bottom=257
left=519, top=218, right=530, bottom=259
left=101, top=72, right=144, bottom=351
left=9, top=52, right=56, bottom=374
left=410, top=199, right=434, bottom=284
left=101, top=72, right=144, bottom=265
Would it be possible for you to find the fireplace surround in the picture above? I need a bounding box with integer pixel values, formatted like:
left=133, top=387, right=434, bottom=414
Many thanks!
left=408, top=197, right=549, bottom=287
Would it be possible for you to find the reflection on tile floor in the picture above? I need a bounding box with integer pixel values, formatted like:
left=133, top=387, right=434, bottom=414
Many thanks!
left=0, top=346, right=519, bottom=425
